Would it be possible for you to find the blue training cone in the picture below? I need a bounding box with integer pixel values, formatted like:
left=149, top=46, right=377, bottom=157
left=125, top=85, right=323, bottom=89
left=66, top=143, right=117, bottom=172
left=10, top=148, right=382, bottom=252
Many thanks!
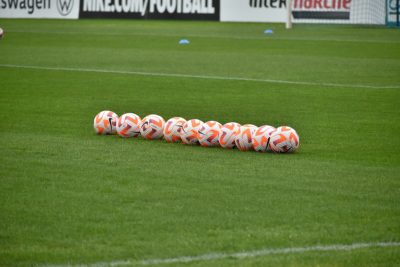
left=179, top=39, right=190, bottom=45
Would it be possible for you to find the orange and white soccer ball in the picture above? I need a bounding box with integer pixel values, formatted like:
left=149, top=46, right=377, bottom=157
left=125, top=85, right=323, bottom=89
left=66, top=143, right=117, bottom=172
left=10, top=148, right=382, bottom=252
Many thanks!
left=163, top=117, right=186, bottom=143
left=93, top=110, right=118, bottom=135
left=269, top=126, right=300, bottom=153
left=198, top=121, right=222, bottom=147
left=252, top=125, right=276, bottom=152
left=235, top=124, right=257, bottom=151
left=116, top=113, right=141, bottom=138
left=180, top=119, right=203, bottom=145
left=219, top=122, right=241, bottom=149
left=140, top=114, right=165, bottom=140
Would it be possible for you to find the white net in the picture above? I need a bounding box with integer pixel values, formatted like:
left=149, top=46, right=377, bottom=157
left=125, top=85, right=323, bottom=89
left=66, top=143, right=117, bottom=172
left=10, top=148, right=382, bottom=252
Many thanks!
left=291, top=0, right=386, bottom=25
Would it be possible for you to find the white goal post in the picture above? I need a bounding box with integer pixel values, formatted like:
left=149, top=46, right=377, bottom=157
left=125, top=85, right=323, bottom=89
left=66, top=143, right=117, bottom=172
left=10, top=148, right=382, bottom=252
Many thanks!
left=286, top=0, right=293, bottom=29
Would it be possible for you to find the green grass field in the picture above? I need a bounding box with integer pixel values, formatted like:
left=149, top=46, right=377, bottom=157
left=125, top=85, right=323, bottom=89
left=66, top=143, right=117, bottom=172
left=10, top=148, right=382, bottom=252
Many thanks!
left=0, top=19, right=400, bottom=267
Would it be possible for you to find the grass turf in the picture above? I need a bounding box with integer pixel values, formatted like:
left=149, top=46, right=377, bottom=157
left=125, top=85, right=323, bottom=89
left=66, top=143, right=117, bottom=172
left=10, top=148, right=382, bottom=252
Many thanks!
left=0, top=19, right=399, bottom=267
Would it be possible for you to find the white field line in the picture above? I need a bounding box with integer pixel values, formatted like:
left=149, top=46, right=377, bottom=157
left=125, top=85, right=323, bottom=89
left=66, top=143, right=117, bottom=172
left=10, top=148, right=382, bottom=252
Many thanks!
left=40, top=241, right=400, bottom=267
left=7, top=29, right=400, bottom=44
left=1, top=64, right=399, bottom=89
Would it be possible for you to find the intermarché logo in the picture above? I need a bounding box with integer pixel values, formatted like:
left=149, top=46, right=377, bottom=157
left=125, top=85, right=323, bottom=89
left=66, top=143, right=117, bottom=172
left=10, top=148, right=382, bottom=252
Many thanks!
left=249, top=0, right=287, bottom=8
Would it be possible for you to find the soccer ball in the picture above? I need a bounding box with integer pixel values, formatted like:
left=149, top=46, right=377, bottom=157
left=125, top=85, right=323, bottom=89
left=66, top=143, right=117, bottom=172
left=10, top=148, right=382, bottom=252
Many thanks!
left=164, top=117, right=186, bottom=143
left=242, top=124, right=258, bottom=130
left=269, top=126, right=300, bottom=153
left=198, top=121, right=222, bottom=147
left=235, top=124, right=258, bottom=151
left=252, top=125, right=276, bottom=152
left=140, top=114, right=165, bottom=140
left=0, top=28, right=4, bottom=39
left=180, top=119, right=203, bottom=145
left=116, top=113, right=141, bottom=138
left=219, top=122, right=241, bottom=149
left=93, top=110, right=118, bottom=135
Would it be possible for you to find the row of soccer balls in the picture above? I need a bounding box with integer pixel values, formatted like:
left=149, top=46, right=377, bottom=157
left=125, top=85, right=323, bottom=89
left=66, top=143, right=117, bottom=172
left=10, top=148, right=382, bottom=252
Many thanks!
left=94, top=110, right=300, bottom=153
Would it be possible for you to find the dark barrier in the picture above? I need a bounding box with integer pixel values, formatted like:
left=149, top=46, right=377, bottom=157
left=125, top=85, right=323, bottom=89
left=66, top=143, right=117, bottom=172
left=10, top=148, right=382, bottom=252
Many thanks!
left=80, top=0, right=220, bottom=20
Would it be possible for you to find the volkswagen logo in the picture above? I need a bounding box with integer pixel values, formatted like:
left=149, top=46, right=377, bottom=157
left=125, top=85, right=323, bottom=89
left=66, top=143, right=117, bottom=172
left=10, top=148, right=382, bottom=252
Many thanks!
left=57, top=0, right=74, bottom=16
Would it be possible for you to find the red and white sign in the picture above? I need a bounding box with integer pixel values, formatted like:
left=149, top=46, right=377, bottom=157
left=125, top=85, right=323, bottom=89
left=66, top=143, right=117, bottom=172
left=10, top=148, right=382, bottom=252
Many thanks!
left=292, top=0, right=385, bottom=24
left=292, top=0, right=351, bottom=21
left=221, top=0, right=385, bottom=25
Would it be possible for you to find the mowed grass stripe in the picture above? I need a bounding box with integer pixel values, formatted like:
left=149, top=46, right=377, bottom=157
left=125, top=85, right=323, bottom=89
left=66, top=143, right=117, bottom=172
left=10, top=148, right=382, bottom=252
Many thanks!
left=1, top=64, right=399, bottom=89
left=7, top=29, right=400, bottom=44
